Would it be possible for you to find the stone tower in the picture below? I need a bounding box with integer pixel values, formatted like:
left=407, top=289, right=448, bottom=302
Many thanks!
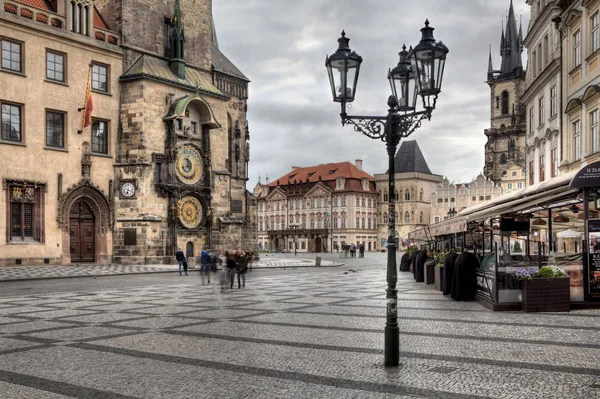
left=94, top=0, right=252, bottom=263
left=484, top=0, right=527, bottom=186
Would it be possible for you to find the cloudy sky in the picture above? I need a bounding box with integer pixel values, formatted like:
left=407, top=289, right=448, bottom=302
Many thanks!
left=213, top=0, right=530, bottom=186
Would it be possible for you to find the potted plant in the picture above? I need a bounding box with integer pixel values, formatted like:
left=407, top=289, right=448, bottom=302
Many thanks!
left=424, top=252, right=437, bottom=285
left=516, top=266, right=570, bottom=312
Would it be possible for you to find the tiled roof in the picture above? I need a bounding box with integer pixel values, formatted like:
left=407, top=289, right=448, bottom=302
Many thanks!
left=269, top=162, right=373, bottom=187
left=121, top=54, right=227, bottom=99
left=93, top=7, right=108, bottom=29
left=212, top=45, right=249, bottom=82
left=388, top=140, right=433, bottom=175
left=15, top=0, right=51, bottom=11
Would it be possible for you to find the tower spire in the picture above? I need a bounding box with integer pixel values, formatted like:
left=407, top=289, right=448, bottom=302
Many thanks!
left=169, top=0, right=186, bottom=79
left=500, top=18, right=505, bottom=56
left=488, top=44, right=494, bottom=81
left=499, top=0, right=523, bottom=76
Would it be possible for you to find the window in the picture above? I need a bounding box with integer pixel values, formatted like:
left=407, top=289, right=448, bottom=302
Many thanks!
left=7, top=181, right=45, bottom=243
left=310, top=218, right=315, bottom=229
left=537, top=43, right=542, bottom=72
left=573, top=30, right=581, bottom=67
left=532, top=50, right=537, bottom=77
left=362, top=198, right=365, bottom=207
left=91, top=63, right=108, bottom=92
left=550, top=86, right=557, bottom=117
left=341, top=197, right=346, bottom=207
left=70, top=1, right=90, bottom=36
left=1, top=39, right=22, bottom=73
left=341, top=216, right=346, bottom=228
left=507, top=183, right=513, bottom=190
left=333, top=197, right=338, bottom=207
left=529, top=161, right=534, bottom=185
left=1, top=102, right=21, bottom=142
left=420, top=189, right=423, bottom=201
left=543, top=35, right=549, bottom=65
left=404, top=212, right=410, bottom=224
left=419, top=212, right=423, bottom=224
left=434, top=216, right=440, bottom=223
left=592, top=13, right=599, bottom=53
left=191, top=121, right=197, bottom=134
left=551, top=147, right=558, bottom=178
left=538, top=96, right=544, bottom=126
left=333, top=216, right=338, bottom=229
left=404, top=190, right=410, bottom=201
left=512, top=171, right=517, bottom=177
left=310, top=199, right=314, bottom=208
left=591, top=110, right=599, bottom=154
left=361, top=217, right=365, bottom=229
left=517, top=182, right=523, bottom=189
left=539, top=154, right=545, bottom=182
left=383, top=212, right=387, bottom=224
left=356, top=197, right=360, bottom=207
left=46, top=50, right=66, bottom=83
left=46, top=111, right=65, bottom=148
left=356, top=217, right=360, bottom=228
left=92, top=119, right=108, bottom=154
left=573, top=121, right=581, bottom=160
left=529, top=106, right=534, bottom=134
left=383, top=191, right=388, bottom=202
left=501, top=91, right=509, bottom=115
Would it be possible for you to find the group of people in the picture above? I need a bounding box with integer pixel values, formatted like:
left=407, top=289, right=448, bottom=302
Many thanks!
left=339, top=243, right=365, bottom=258
left=174, top=247, right=254, bottom=290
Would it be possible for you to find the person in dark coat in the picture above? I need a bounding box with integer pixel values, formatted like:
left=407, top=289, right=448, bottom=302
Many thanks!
left=414, top=251, right=427, bottom=283
left=175, top=248, right=187, bottom=276
left=410, top=250, right=420, bottom=279
left=442, top=252, right=459, bottom=295
left=399, top=252, right=411, bottom=272
left=451, top=251, right=479, bottom=301
left=226, top=251, right=239, bottom=289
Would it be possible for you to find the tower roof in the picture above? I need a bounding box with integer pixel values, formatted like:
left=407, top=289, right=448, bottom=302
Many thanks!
left=499, top=0, right=523, bottom=76
left=387, top=140, right=432, bottom=175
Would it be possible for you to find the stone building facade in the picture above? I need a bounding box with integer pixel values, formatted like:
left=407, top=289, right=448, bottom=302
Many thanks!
left=484, top=0, right=527, bottom=188
left=523, top=0, right=562, bottom=186
left=254, top=161, right=379, bottom=252
left=429, top=174, right=504, bottom=224
left=0, top=0, right=253, bottom=266
left=0, top=0, right=122, bottom=266
left=373, top=141, right=443, bottom=247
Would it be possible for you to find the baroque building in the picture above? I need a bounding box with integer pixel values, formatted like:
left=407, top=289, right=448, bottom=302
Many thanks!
left=0, top=0, right=253, bottom=266
left=523, top=0, right=562, bottom=186
left=254, top=161, right=379, bottom=252
left=484, top=0, right=527, bottom=189
left=373, top=140, right=442, bottom=247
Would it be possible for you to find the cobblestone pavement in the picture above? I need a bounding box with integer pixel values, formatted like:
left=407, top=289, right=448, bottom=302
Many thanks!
left=0, top=255, right=599, bottom=398
left=0, top=257, right=343, bottom=282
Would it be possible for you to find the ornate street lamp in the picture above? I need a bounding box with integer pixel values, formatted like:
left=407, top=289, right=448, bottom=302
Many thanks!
left=448, top=207, right=457, bottom=218
left=325, top=20, right=448, bottom=367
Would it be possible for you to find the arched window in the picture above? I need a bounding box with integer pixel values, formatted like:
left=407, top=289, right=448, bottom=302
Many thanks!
left=419, top=212, right=424, bottom=223
left=501, top=91, right=509, bottom=115
left=83, top=6, right=89, bottom=36
left=411, top=211, right=415, bottom=224
left=420, top=189, right=424, bottom=201
left=405, top=190, right=410, bottom=201
left=395, top=190, right=399, bottom=201
left=70, top=1, right=76, bottom=32
left=404, top=212, right=410, bottom=224
left=500, top=153, right=508, bottom=164
left=77, top=3, right=82, bottom=33
left=398, top=190, right=403, bottom=202
left=383, top=191, right=388, bottom=202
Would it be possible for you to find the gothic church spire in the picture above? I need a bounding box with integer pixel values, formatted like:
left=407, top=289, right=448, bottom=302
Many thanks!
left=499, top=0, right=523, bottom=76
left=169, top=0, right=186, bottom=79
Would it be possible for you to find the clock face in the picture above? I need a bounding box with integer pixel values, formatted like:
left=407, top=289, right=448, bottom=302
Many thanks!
left=121, top=182, right=135, bottom=197
left=178, top=196, right=203, bottom=229
left=175, top=146, right=204, bottom=185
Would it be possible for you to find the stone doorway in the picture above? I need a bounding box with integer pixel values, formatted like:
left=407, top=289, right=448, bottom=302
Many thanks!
left=69, top=200, right=96, bottom=262
left=315, top=237, right=322, bottom=253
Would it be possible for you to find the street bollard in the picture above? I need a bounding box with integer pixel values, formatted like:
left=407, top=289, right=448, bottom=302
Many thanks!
left=316, top=254, right=322, bottom=266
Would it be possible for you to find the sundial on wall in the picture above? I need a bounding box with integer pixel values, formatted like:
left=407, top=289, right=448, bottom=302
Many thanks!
left=175, top=145, right=204, bottom=185
left=178, top=196, right=203, bottom=229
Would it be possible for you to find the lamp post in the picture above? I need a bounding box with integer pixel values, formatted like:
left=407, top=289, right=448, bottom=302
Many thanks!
left=447, top=207, right=457, bottom=218
left=325, top=20, right=448, bottom=367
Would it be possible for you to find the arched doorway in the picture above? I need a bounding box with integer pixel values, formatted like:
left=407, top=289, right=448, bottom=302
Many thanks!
left=315, top=237, right=322, bottom=253
left=69, top=199, right=96, bottom=262
left=274, top=237, right=280, bottom=250
left=186, top=242, right=194, bottom=261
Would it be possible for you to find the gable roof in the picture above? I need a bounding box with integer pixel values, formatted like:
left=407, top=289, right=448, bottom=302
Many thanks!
left=388, top=140, right=433, bottom=175
left=93, top=6, right=108, bottom=30
left=269, top=162, right=373, bottom=187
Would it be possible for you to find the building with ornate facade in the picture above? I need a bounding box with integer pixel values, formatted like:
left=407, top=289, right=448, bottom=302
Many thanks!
left=523, top=0, right=562, bottom=186
left=484, top=0, right=527, bottom=189
left=254, top=160, right=379, bottom=252
left=373, top=141, right=442, bottom=246
left=0, top=0, right=254, bottom=266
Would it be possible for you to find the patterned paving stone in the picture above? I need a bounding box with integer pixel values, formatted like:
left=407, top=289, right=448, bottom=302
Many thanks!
left=0, top=258, right=599, bottom=398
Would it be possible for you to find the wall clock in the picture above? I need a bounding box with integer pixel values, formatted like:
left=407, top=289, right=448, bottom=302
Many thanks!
left=175, top=146, right=204, bottom=185
left=120, top=181, right=136, bottom=198
left=178, top=196, right=203, bottom=229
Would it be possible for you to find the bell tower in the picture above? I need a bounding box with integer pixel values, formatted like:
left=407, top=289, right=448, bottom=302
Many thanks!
left=483, top=0, right=526, bottom=186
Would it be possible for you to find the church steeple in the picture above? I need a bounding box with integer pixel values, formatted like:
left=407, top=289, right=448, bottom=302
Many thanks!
left=488, top=45, right=494, bottom=81
left=169, top=0, right=186, bottom=79
left=499, top=0, right=523, bottom=76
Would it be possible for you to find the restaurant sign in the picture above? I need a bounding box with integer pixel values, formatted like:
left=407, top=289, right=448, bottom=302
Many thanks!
left=570, top=161, right=600, bottom=188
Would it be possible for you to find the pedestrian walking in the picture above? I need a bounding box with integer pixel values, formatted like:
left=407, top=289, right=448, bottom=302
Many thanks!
left=350, top=243, right=356, bottom=258
left=226, top=251, right=239, bottom=289
left=219, top=250, right=229, bottom=291
left=359, top=244, right=365, bottom=258
left=237, top=251, right=249, bottom=288
left=175, top=248, right=187, bottom=276
left=200, top=246, right=210, bottom=284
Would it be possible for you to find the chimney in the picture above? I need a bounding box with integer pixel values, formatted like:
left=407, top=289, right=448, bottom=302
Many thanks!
left=355, top=159, right=363, bottom=171
left=291, top=166, right=301, bottom=171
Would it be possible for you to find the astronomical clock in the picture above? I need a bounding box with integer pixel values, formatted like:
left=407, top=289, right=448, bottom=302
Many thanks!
left=171, top=145, right=208, bottom=231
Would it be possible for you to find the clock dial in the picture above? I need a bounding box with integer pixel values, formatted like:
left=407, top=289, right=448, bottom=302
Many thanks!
left=178, top=196, right=203, bottom=229
left=121, top=182, right=135, bottom=197
left=175, top=146, right=204, bottom=185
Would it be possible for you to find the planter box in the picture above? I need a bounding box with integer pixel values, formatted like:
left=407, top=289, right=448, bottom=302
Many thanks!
left=424, top=260, right=436, bottom=285
left=522, top=278, right=570, bottom=312
left=435, top=266, right=444, bottom=291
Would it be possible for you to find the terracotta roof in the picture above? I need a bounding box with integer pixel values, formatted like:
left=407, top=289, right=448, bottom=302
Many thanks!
left=269, top=162, right=373, bottom=187
left=93, top=7, right=108, bottom=30
left=15, top=0, right=52, bottom=11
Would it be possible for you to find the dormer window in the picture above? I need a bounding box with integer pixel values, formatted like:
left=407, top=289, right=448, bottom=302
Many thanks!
left=70, top=1, right=91, bottom=36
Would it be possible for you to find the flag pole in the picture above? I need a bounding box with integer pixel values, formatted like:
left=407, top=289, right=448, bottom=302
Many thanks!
left=78, top=64, right=93, bottom=134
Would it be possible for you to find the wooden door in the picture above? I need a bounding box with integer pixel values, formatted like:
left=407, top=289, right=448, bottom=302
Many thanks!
left=69, top=200, right=95, bottom=263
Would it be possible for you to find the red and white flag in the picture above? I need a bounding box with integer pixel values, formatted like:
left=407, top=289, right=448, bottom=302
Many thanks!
left=80, top=65, right=93, bottom=129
